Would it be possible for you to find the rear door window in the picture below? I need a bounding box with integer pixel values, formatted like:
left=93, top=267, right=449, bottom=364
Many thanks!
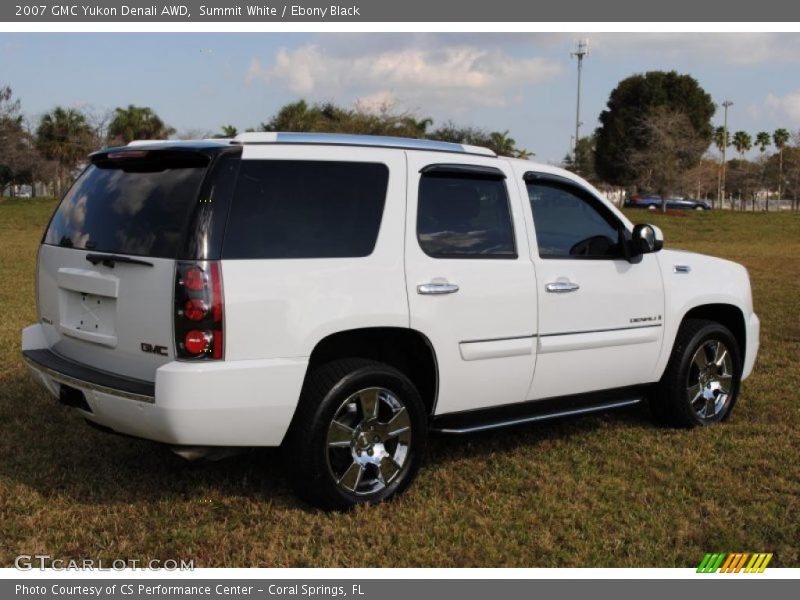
left=222, top=160, right=389, bottom=259
left=417, top=172, right=516, bottom=258
left=44, top=151, right=209, bottom=259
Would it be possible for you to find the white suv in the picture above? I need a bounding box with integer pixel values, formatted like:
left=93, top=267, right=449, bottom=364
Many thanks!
left=22, top=132, right=760, bottom=509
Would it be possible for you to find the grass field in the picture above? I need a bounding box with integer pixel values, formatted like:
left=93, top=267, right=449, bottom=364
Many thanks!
left=0, top=197, right=798, bottom=568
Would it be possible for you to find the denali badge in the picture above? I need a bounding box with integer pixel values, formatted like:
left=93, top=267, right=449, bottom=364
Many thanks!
left=141, top=343, right=168, bottom=356
left=630, top=315, right=662, bottom=323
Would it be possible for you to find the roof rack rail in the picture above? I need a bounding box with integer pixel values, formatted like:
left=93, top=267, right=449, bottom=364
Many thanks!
left=233, top=132, right=497, bottom=157
left=127, top=139, right=174, bottom=146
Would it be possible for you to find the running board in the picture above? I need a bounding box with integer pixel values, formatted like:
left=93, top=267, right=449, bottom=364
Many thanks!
left=430, top=386, right=647, bottom=434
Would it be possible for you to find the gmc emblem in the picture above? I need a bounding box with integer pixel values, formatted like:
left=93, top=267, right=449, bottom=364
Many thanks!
left=141, top=343, right=168, bottom=356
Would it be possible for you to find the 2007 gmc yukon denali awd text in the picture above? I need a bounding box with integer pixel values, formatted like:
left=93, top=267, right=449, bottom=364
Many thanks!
left=21, top=132, right=760, bottom=510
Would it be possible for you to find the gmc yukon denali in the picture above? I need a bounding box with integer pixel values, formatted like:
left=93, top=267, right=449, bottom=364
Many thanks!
left=22, top=133, right=760, bottom=509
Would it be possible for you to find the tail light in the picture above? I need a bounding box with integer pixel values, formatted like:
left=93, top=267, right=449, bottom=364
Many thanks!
left=174, top=261, right=224, bottom=360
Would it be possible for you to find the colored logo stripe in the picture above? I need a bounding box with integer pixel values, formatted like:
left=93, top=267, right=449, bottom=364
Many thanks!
left=698, top=553, right=773, bottom=573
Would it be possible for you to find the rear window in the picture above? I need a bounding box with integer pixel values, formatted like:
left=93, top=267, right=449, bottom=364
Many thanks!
left=222, top=160, right=389, bottom=259
left=44, top=151, right=209, bottom=258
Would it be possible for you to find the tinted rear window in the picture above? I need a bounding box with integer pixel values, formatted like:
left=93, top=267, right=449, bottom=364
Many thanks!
left=44, top=152, right=209, bottom=258
left=417, top=174, right=516, bottom=258
left=222, top=160, right=389, bottom=259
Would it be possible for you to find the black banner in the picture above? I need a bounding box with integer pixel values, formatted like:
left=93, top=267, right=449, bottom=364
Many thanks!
left=3, top=0, right=800, bottom=22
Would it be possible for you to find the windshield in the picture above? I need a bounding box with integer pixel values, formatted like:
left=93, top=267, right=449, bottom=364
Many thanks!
left=44, top=152, right=209, bottom=259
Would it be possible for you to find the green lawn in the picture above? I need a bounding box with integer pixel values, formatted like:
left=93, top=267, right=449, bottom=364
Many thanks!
left=1, top=197, right=798, bottom=567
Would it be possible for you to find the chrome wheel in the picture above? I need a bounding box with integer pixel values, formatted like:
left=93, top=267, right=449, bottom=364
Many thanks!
left=687, top=339, right=734, bottom=420
left=325, top=387, right=412, bottom=496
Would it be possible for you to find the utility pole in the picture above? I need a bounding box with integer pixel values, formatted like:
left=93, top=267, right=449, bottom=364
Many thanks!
left=719, top=100, right=733, bottom=209
left=571, top=39, right=588, bottom=170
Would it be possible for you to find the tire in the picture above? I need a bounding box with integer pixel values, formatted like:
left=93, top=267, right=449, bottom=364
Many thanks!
left=282, top=358, right=427, bottom=510
left=695, top=206, right=705, bottom=211
left=650, top=319, right=742, bottom=428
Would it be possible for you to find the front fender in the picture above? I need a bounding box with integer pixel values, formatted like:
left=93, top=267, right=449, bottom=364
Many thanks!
left=653, top=249, right=756, bottom=380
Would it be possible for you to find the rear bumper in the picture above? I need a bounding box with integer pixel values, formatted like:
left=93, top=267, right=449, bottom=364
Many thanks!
left=22, top=324, right=307, bottom=447
left=22, top=348, right=155, bottom=402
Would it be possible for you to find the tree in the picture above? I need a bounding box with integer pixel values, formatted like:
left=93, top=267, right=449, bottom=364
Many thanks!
left=727, top=159, right=759, bottom=211
left=712, top=126, right=732, bottom=209
left=773, top=128, right=790, bottom=210
left=755, top=131, right=771, bottom=154
left=0, top=86, right=33, bottom=195
left=107, top=105, right=175, bottom=145
left=260, top=100, right=532, bottom=158
left=219, top=124, right=238, bottom=138
left=428, top=121, right=531, bottom=158
left=680, top=156, right=719, bottom=201
left=732, top=131, right=751, bottom=159
left=594, top=71, right=715, bottom=188
left=752, top=131, right=772, bottom=211
left=729, top=133, right=753, bottom=209
left=712, top=126, right=730, bottom=154
left=562, top=135, right=598, bottom=183
left=623, top=107, right=709, bottom=211
left=35, top=106, right=94, bottom=196
left=785, top=147, right=800, bottom=210
left=261, top=99, right=428, bottom=138
left=770, top=146, right=800, bottom=211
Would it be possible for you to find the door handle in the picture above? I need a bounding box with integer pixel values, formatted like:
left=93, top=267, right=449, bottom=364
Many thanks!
left=545, top=281, right=580, bottom=293
left=417, top=282, right=460, bottom=295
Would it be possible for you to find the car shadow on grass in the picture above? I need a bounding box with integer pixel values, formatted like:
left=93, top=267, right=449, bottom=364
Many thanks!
left=0, top=373, right=655, bottom=510
left=0, top=375, right=306, bottom=509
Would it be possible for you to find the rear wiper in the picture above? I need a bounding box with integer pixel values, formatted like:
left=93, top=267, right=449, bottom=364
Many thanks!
left=86, top=253, right=154, bottom=268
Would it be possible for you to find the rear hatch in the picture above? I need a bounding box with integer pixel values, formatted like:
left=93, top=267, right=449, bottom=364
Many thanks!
left=36, top=144, right=236, bottom=382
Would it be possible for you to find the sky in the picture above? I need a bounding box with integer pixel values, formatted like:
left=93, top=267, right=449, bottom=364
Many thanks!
left=2, top=32, right=800, bottom=163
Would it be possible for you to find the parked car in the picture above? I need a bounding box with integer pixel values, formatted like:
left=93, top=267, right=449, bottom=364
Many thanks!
left=22, top=133, right=759, bottom=509
left=625, top=194, right=712, bottom=211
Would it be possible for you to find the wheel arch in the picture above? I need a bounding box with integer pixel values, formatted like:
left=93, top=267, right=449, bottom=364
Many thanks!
left=678, top=303, right=747, bottom=361
left=303, top=327, right=439, bottom=416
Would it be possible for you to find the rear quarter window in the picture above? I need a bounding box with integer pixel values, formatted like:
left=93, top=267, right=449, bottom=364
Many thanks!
left=222, top=160, right=389, bottom=259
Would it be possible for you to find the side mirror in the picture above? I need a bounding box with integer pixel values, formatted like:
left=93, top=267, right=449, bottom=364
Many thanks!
left=632, top=224, right=664, bottom=254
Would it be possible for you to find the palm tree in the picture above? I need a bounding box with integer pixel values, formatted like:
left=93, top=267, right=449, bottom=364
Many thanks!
left=732, top=131, right=752, bottom=159
left=396, top=116, right=433, bottom=138
left=713, top=126, right=730, bottom=208
left=107, top=105, right=175, bottom=145
left=731, top=132, right=752, bottom=211
left=755, top=131, right=771, bottom=153
left=220, top=124, right=238, bottom=138
left=35, top=106, right=93, bottom=196
left=773, top=128, right=791, bottom=211
left=754, top=131, right=771, bottom=211
left=488, top=130, right=519, bottom=157
left=713, top=126, right=730, bottom=153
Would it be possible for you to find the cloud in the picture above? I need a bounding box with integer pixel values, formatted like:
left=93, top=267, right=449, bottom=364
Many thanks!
left=764, top=91, right=800, bottom=124
left=354, top=90, right=399, bottom=113
left=243, top=34, right=800, bottom=115
left=313, top=33, right=800, bottom=67
left=246, top=44, right=562, bottom=111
